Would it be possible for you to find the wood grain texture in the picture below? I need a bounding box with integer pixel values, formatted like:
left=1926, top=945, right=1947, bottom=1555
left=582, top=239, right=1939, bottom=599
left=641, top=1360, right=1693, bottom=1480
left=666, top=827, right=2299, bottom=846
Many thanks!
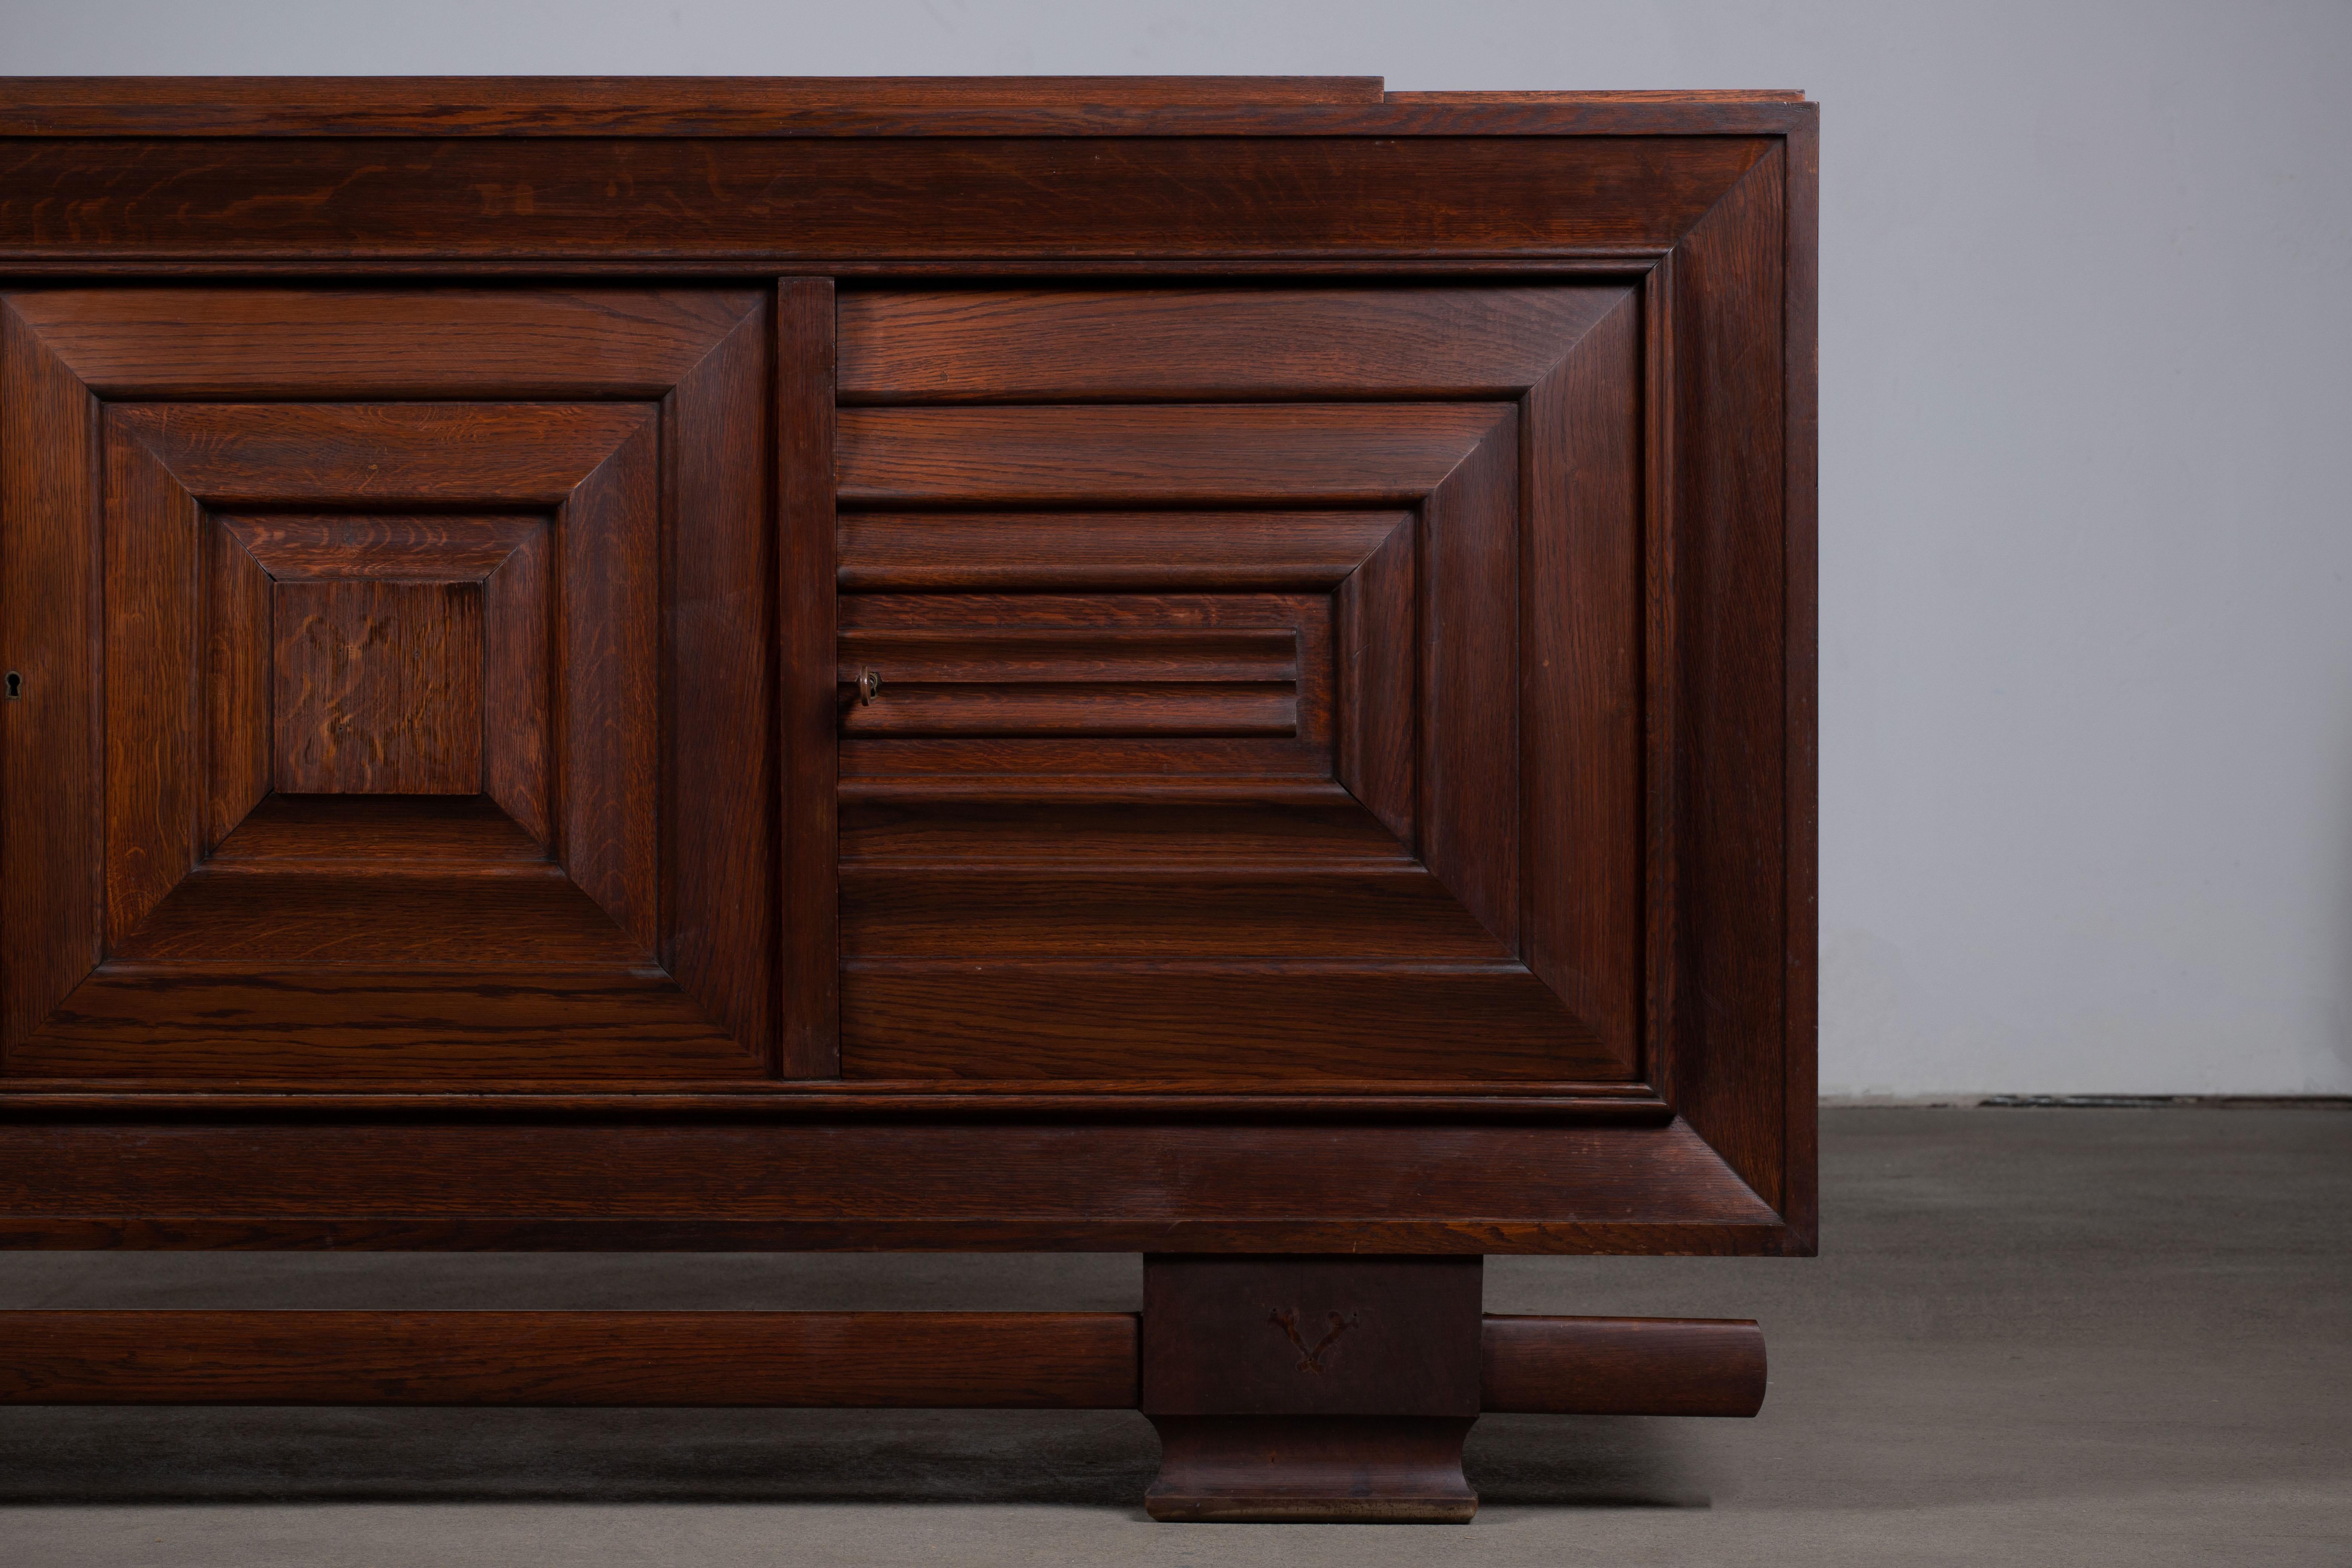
left=842, top=593, right=1333, bottom=756
left=664, top=295, right=775, bottom=1058
left=845, top=868, right=1511, bottom=959
left=839, top=403, right=1510, bottom=506
left=482, top=521, right=553, bottom=845
left=109, top=402, right=648, bottom=507
left=1334, top=510, right=1417, bottom=845
left=0, top=77, right=1388, bottom=136
left=0, top=138, right=1770, bottom=265
left=2, top=286, right=784, bottom=1082
left=845, top=683, right=1298, bottom=739
left=841, top=606, right=1312, bottom=740
left=270, top=580, right=484, bottom=795
left=841, top=961, right=1610, bottom=1080
left=1478, top=1314, right=1766, bottom=1417
left=0, top=1305, right=1763, bottom=1415
left=1666, top=149, right=1792, bottom=1215
left=842, top=735, right=1331, bottom=791
left=0, top=1117, right=1787, bottom=1253
left=107, top=870, right=647, bottom=965
left=223, top=513, right=537, bottom=582
left=99, top=416, right=203, bottom=946
left=776, top=278, right=840, bottom=1077
left=840, top=511, right=1403, bottom=591
left=838, top=292, right=1630, bottom=1088
left=840, top=627, right=1300, bottom=684
left=0, top=101, right=1816, bottom=1268
left=0, top=299, right=102, bottom=1055
left=841, top=801, right=1409, bottom=865
left=1418, top=403, right=1519, bottom=952
left=203, top=522, right=271, bottom=851
left=208, top=795, right=547, bottom=863
left=1521, top=288, right=1644, bottom=1071
left=11, top=965, right=753, bottom=1080
left=840, top=286, right=1632, bottom=403
left=0, top=1310, right=1138, bottom=1407
left=2, top=289, right=770, bottom=397
left=550, top=411, right=663, bottom=945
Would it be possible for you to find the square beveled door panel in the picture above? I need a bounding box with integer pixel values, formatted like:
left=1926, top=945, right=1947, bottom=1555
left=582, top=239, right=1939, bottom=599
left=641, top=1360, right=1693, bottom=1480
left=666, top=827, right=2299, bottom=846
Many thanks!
left=835, top=286, right=1646, bottom=1084
left=1, top=289, right=779, bottom=1081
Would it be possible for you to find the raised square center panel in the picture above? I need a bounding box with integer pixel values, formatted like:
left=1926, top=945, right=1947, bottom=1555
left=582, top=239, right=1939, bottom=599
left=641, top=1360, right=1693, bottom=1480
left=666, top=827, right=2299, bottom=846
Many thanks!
left=220, top=513, right=551, bottom=839
left=272, top=579, right=484, bottom=795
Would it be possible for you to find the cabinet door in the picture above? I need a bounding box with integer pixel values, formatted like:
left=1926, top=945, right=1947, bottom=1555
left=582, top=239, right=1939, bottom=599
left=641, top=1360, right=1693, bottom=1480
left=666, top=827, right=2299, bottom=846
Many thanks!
left=0, top=289, right=803, bottom=1082
left=836, top=287, right=1643, bottom=1084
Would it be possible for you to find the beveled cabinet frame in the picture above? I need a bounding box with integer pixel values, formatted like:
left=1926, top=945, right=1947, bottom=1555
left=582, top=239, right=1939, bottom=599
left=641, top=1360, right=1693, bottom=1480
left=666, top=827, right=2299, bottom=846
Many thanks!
left=0, top=81, right=1815, bottom=1262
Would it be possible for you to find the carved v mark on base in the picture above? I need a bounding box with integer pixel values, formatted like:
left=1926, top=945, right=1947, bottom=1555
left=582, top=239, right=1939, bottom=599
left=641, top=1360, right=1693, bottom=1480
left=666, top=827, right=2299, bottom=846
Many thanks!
left=1269, top=1306, right=1360, bottom=1372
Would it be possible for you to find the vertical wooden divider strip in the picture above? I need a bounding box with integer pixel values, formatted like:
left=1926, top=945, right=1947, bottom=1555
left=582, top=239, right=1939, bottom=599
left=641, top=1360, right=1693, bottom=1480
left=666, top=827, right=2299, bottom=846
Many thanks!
left=778, top=278, right=841, bottom=1076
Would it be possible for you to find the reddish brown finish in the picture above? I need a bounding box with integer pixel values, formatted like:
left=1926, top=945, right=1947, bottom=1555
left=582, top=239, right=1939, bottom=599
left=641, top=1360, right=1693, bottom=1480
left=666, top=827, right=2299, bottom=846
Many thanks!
left=777, top=277, right=841, bottom=1078
left=0, top=83, right=1816, bottom=1281
left=210, top=794, right=547, bottom=863
left=838, top=285, right=1629, bottom=402
left=271, top=580, right=484, bottom=795
left=0, top=138, right=1771, bottom=269
left=0, top=1311, right=1138, bottom=1409
left=1142, top=1256, right=1481, bottom=1416
left=0, top=288, right=769, bottom=396
left=0, top=81, right=1814, bottom=143
left=0, top=288, right=796, bottom=1081
left=839, top=510, right=1409, bottom=590
left=1479, top=1314, right=1767, bottom=1417
left=1141, top=1255, right=1483, bottom=1521
left=0, top=77, right=1389, bottom=136
left=841, top=961, right=1601, bottom=1081
left=0, top=1306, right=1766, bottom=1419
left=1663, top=149, right=1796, bottom=1216
left=231, top=513, right=550, bottom=825
left=1145, top=1416, right=1479, bottom=1523
left=0, top=1117, right=1784, bottom=1253
left=837, top=292, right=1641, bottom=1089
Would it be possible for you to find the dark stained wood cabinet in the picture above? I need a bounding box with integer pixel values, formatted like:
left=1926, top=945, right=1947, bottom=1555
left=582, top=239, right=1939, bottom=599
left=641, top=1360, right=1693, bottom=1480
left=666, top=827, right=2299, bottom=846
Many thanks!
left=0, top=77, right=1815, bottom=1521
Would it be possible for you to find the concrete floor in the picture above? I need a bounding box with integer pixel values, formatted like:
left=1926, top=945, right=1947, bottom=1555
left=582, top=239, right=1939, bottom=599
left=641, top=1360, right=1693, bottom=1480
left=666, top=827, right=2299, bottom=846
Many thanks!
left=1, top=1107, right=2347, bottom=1565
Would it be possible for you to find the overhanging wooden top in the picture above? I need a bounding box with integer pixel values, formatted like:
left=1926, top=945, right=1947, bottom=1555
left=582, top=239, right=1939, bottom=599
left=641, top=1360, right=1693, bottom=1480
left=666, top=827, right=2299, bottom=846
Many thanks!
left=0, top=77, right=1815, bottom=137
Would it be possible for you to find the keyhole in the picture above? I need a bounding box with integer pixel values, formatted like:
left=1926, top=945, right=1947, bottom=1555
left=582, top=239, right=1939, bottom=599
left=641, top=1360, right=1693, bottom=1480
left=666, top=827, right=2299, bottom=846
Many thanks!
left=3, top=672, right=20, bottom=700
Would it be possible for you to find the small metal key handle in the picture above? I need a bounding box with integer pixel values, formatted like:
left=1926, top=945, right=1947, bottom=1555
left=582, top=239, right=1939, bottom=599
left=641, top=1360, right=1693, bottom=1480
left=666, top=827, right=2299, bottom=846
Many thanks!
left=851, top=667, right=881, bottom=706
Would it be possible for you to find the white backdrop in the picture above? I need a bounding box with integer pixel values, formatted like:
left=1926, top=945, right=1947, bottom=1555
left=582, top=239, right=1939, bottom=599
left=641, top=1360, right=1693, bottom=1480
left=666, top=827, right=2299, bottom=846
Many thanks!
left=9, top=0, right=2351, bottom=1095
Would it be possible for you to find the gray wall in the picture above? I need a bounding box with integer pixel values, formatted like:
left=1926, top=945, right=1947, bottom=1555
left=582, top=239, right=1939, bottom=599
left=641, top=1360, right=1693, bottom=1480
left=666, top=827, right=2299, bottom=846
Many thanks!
left=9, top=0, right=2351, bottom=1095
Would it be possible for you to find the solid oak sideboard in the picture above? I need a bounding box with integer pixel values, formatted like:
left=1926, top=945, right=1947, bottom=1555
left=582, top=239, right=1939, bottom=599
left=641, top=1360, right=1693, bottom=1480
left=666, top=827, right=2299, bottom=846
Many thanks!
left=0, top=76, right=1816, bottom=1522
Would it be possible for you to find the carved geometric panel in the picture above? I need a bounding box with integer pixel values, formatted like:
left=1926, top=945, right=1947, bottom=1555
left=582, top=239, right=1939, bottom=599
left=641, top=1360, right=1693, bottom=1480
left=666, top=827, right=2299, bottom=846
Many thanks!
left=214, top=514, right=553, bottom=839
left=833, top=286, right=1645, bottom=1087
left=0, top=289, right=783, bottom=1081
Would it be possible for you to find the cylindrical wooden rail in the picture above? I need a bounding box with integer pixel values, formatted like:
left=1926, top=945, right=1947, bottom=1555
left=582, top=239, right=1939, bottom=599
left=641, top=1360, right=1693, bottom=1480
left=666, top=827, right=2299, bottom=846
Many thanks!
left=0, top=1311, right=1139, bottom=1407
left=1480, top=1314, right=1767, bottom=1416
left=0, top=1310, right=1763, bottom=1415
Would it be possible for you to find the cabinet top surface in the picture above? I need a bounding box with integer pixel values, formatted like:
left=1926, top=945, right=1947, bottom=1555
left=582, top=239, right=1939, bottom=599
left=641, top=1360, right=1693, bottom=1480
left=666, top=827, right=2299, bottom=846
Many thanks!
left=0, top=77, right=1814, bottom=137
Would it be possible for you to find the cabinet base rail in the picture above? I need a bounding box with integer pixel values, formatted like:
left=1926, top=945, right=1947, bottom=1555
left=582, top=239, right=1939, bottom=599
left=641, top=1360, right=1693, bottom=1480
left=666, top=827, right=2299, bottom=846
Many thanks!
left=0, top=1306, right=1764, bottom=1521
